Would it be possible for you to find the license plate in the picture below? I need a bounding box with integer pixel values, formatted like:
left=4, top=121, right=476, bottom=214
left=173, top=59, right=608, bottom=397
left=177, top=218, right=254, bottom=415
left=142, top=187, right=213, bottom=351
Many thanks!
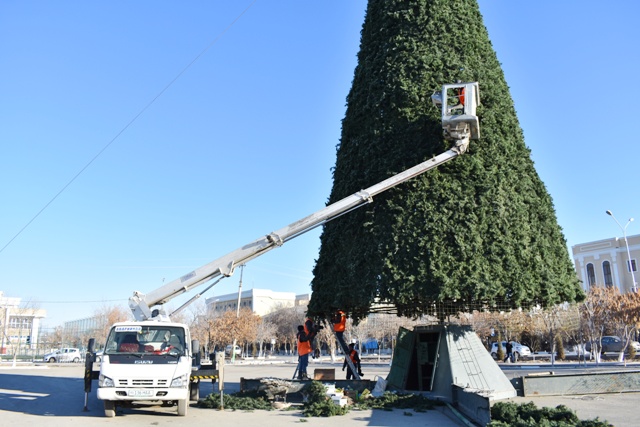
left=128, top=389, right=153, bottom=397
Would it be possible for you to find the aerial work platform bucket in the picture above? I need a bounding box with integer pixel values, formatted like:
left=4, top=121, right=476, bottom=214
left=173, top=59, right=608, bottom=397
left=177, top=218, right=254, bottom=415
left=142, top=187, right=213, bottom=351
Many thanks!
left=431, top=81, right=480, bottom=141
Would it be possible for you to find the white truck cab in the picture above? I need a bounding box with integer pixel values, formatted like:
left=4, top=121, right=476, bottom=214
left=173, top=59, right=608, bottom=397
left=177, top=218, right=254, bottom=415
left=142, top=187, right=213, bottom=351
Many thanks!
left=97, top=321, right=193, bottom=417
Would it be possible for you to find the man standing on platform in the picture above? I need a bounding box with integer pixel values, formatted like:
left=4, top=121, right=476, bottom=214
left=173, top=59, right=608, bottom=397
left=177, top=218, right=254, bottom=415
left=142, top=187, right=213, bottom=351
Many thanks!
left=296, top=319, right=321, bottom=380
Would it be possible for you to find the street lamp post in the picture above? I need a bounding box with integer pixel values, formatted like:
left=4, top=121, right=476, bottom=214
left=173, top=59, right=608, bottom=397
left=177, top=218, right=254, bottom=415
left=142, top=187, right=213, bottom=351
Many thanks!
left=606, top=210, right=637, bottom=292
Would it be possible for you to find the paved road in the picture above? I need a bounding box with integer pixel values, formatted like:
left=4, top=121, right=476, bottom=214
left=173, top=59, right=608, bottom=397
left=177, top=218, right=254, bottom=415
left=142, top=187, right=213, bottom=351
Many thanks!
left=1, top=357, right=638, bottom=426
left=0, top=358, right=465, bottom=427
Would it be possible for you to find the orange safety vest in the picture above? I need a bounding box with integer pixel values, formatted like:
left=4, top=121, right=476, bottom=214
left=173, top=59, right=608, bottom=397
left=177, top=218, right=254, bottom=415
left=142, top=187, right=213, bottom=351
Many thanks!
left=333, top=311, right=346, bottom=332
left=298, top=323, right=312, bottom=356
left=349, top=349, right=358, bottom=364
left=298, top=338, right=312, bottom=356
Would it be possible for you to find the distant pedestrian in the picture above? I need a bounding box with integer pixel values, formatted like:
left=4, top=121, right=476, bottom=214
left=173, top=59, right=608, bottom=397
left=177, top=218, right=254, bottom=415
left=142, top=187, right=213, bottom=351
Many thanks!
left=504, top=342, right=513, bottom=363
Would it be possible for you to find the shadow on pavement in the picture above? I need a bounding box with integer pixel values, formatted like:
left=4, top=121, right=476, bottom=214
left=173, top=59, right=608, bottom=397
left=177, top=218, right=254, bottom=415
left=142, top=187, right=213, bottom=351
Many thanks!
left=0, top=373, right=92, bottom=416
left=0, top=373, right=239, bottom=418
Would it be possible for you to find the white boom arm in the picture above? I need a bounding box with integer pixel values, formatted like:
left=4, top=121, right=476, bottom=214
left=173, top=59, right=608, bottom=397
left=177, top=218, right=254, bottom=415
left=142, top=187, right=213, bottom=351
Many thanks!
left=129, top=82, right=480, bottom=321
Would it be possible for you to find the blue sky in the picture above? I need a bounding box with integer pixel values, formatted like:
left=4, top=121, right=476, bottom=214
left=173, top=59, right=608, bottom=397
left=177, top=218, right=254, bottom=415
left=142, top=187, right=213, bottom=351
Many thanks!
left=2, top=1, right=639, bottom=329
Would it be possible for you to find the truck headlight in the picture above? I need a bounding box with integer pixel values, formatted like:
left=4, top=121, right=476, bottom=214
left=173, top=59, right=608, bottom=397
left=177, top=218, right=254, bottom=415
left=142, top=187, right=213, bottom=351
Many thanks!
left=170, top=374, right=188, bottom=388
left=99, top=374, right=115, bottom=388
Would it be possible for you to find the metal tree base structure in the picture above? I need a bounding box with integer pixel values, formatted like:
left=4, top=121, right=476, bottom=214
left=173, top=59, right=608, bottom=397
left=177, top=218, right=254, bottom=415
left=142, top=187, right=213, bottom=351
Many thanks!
left=387, top=324, right=515, bottom=424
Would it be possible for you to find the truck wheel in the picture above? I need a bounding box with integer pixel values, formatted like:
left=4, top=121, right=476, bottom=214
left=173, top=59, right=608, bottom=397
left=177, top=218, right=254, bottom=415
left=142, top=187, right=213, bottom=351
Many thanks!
left=177, top=398, right=188, bottom=416
left=104, top=400, right=116, bottom=418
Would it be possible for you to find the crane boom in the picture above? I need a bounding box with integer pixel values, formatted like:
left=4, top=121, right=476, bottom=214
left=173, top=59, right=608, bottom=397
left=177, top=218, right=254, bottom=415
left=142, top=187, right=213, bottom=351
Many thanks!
left=129, top=82, right=480, bottom=321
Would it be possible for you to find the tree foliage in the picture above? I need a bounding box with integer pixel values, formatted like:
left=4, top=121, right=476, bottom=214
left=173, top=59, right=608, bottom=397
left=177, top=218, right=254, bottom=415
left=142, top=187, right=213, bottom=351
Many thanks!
left=309, top=0, right=582, bottom=322
left=489, top=401, right=612, bottom=427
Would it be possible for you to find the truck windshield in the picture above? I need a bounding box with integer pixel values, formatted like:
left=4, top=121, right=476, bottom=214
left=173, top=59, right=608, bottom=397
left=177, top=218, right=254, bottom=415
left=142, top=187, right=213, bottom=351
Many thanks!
left=104, top=325, right=186, bottom=356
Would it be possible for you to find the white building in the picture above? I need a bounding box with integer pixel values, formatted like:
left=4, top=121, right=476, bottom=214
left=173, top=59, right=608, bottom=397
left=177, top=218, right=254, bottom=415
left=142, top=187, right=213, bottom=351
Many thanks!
left=572, top=234, right=640, bottom=292
left=205, top=288, right=309, bottom=316
left=0, top=291, right=46, bottom=354
left=64, top=316, right=100, bottom=338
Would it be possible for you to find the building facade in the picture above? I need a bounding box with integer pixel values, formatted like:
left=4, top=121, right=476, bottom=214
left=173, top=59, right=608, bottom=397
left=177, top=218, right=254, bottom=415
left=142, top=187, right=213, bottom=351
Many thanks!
left=64, top=316, right=100, bottom=340
left=205, top=288, right=309, bottom=316
left=0, top=291, right=46, bottom=354
left=572, top=234, right=640, bottom=292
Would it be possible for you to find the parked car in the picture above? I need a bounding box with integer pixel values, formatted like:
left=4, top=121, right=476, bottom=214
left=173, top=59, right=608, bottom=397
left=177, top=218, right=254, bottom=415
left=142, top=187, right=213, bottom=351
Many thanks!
left=43, top=348, right=82, bottom=363
left=563, top=344, right=591, bottom=359
left=585, top=336, right=640, bottom=354
left=489, top=341, right=531, bottom=360
left=225, top=344, right=242, bottom=357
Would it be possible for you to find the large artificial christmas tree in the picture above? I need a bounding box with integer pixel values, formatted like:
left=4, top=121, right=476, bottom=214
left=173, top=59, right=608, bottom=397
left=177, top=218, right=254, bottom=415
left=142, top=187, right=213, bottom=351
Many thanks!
left=308, top=0, right=583, bottom=322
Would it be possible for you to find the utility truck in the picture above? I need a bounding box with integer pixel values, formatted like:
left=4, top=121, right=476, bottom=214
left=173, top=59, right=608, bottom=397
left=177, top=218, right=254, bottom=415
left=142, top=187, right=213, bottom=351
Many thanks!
left=92, top=82, right=480, bottom=417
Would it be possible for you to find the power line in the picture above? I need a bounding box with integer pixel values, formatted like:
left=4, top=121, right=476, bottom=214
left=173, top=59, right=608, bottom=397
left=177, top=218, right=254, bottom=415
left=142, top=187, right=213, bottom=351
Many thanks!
left=0, top=0, right=258, bottom=255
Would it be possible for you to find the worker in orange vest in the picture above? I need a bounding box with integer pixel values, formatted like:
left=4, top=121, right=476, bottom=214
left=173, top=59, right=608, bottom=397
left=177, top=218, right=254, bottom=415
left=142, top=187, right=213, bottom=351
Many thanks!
left=296, top=319, right=320, bottom=380
left=456, top=86, right=465, bottom=106
left=449, top=85, right=465, bottom=114
left=332, top=310, right=349, bottom=355
left=342, top=343, right=363, bottom=380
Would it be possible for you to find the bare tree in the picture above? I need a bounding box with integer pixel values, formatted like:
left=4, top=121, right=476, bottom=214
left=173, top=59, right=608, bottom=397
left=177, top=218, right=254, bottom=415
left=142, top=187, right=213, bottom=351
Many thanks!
left=364, top=313, right=418, bottom=354
left=314, top=319, right=338, bottom=360
left=204, top=308, right=261, bottom=357
left=206, top=311, right=227, bottom=352
left=179, top=300, right=210, bottom=353
left=454, top=310, right=496, bottom=349
left=92, top=304, right=131, bottom=348
left=581, top=287, right=617, bottom=362
left=553, top=304, right=582, bottom=352
left=237, top=308, right=261, bottom=356
left=532, top=304, right=573, bottom=365
left=255, top=317, right=277, bottom=357
left=43, top=326, right=64, bottom=352
left=349, top=318, right=373, bottom=354
left=264, top=305, right=306, bottom=355
left=608, top=289, right=640, bottom=362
